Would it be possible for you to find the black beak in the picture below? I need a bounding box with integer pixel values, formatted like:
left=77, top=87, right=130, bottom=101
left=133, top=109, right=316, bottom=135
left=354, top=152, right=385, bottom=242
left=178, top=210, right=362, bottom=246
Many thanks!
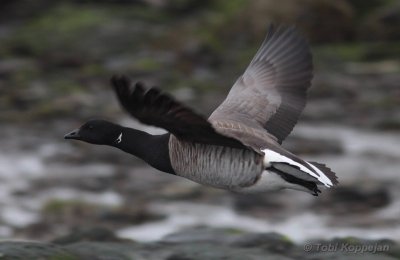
left=64, top=128, right=81, bottom=140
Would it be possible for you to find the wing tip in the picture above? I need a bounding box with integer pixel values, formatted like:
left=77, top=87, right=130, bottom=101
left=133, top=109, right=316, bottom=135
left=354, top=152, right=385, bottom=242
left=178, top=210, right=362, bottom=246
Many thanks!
left=255, top=24, right=313, bottom=143
left=111, top=74, right=129, bottom=88
left=111, top=74, right=146, bottom=96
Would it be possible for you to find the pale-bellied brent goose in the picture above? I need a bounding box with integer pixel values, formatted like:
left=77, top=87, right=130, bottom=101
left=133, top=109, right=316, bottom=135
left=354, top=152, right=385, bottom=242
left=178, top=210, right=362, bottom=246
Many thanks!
left=65, top=25, right=338, bottom=196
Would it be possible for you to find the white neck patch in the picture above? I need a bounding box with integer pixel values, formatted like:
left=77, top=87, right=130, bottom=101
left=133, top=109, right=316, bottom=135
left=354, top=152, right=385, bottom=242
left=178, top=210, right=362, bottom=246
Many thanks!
left=116, top=133, right=123, bottom=144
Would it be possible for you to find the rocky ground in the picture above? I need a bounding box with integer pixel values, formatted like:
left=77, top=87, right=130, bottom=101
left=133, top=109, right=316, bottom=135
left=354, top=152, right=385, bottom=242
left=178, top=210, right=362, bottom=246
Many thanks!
left=1, top=227, right=400, bottom=260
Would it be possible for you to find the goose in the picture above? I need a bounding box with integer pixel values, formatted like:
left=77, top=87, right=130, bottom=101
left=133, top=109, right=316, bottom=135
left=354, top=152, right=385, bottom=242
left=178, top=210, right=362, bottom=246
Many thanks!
left=65, top=25, right=338, bottom=196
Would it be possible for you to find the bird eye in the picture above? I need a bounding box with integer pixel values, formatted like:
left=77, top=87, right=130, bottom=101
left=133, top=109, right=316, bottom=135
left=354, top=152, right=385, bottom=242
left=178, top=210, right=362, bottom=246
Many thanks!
left=88, top=125, right=94, bottom=130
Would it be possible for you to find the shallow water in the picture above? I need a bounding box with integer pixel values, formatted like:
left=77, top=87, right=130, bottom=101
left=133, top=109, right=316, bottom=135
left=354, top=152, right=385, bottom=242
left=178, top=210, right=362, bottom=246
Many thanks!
left=118, top=201, right=400, bottom=243
left=0, top=123, right=399, bottom=242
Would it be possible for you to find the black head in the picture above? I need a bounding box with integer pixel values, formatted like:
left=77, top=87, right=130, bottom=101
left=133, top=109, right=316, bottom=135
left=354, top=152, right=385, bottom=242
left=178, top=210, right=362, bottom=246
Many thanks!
left=64, top=119, right=123, bottom=145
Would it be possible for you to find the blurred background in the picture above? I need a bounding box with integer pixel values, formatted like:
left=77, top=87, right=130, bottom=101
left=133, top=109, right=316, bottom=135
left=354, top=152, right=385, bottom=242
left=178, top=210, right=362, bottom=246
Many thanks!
left=0, top=0, right=399, bottom=246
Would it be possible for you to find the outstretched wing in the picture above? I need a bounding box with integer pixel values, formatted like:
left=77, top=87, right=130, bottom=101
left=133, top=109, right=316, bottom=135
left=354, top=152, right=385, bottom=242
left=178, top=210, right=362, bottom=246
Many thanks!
left=111, top=75, right=245, bottom=148
left=209, top=25, right=313, bottom=143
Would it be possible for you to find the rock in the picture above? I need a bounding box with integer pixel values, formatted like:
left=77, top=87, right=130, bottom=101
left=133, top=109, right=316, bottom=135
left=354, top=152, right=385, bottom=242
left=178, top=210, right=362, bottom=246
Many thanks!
left=283, top=136, right=344, bottom=155
left=157, top=182, right=207, bottom=201
left=233, top=0, right=356, bottom=44
left=362, top=2, right=400, bottom=41
left=296, top=0, right=356, bottom=43
left=373, top=119, right=400, bottom=131
left=0, top=242, right=81, bottom=260
left=302, top=100, right=348, bottom=123
left=52, top=227, right=126, bottom=244
left=15, top=199, right=164, bottom=241
left=312, top=184, right=391, bottom=215
left=231, top=232, right=294, bottom=253
left=162, top=0, right=211, bottom=15
left=344, top=61, right=400, bottom=75
left=0, top=228, right=398, bottom=260
left=232, top=192, right=287, bottom=219
left=0, top=58, right=35, bottom=77
left=162, top=226, right=244, bottom=244
left=98, top=205, right=165, bottom=225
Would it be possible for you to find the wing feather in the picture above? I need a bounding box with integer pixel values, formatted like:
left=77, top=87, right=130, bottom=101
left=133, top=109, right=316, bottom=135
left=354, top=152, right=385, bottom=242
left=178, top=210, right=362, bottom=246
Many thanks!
left=111, top=75, right=245, bottom=148
left=210, top=25, right=313, bottom=143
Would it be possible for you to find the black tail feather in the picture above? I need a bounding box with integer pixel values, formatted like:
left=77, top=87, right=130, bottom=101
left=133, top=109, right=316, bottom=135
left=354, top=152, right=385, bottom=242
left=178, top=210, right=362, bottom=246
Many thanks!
left=309, top=161, right=339, bottom=186
left=271, top=167, right=322, bottom=196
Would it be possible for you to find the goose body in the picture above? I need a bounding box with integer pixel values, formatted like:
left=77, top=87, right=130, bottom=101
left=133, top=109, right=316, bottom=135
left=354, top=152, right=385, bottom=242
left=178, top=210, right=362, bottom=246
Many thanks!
left=65, top=25, right=338, bottom=195
left=168, top=135, right=263, bottom=190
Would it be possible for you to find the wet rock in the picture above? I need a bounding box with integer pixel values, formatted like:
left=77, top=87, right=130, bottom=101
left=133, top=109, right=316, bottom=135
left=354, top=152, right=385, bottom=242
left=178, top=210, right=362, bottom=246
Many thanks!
left=232, top=192, right=287, bottom=219
left=14, top=222, right=54, bottom=241
left=40, top=199, right=157, bottom=225
left=231, top=232, right=294, bottom=253
left=15, top=199, right=164, bottom=241
left=0, top=228, right=398, bottom=260
left=0, top=242, right=80, bottom=260
left=235, top=0, right=356, bottom=43
left=0, top=58, right=35, bottom=77
left=145, top=0, right=211, bottom=14
left=303, top=70, right=400, bottom=129
left=52, top=227, right=127, bottom=244
left=157, top=182, right=207, bottom=201
left=296, top=0, right=356, bottom=43
left=344, top=61, right=400, bottom=75
left=162, top=226, right=244, bottom=244
left=98, top=205, right=165, bottom=225
left=373, top=119, right=400, bottom=131
left=30, top=169, right=114, bottom=193
left=312, top=184, right=391, bottom=215
left=231, top=189, right=320, bottom=222
left=362, top=2, right=400, bottom=41
left=283, top=135, right=344, bottom=155
left=302, top=100, right=348, bottom=123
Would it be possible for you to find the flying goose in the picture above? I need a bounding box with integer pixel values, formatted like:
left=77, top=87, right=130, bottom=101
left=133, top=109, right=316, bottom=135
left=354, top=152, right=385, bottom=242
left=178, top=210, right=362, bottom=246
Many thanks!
left=65, top=25, right=338, bottom=196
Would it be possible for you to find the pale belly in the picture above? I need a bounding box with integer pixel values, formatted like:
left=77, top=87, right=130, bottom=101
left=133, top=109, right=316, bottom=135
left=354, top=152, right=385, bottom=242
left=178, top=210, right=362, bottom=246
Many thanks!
left=234, top=170, right=311, bottom=193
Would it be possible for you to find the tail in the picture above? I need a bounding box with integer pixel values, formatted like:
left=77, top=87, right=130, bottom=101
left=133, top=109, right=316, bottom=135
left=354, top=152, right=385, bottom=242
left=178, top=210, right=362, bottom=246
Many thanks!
left=308, top=161, right=339, bottom=186
left=269, top=161, right=338, bottom=196
left=262, top=148, right=338, bottom=196
left=271, top=166, right=323, bottom=196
